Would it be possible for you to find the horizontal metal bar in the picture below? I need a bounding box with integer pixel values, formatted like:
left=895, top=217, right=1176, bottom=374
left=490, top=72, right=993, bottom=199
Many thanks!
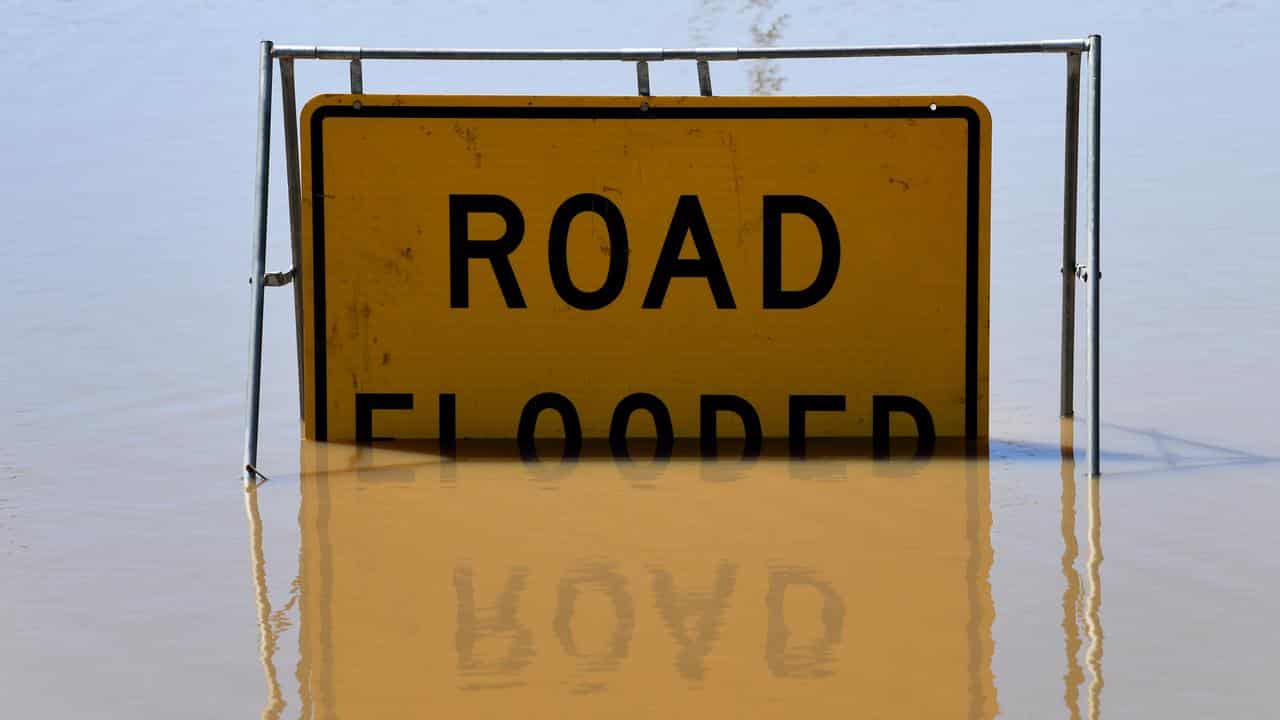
left=271, top=39, right=1089, bottom=62
left=731, top=40, right=1088, bottom=59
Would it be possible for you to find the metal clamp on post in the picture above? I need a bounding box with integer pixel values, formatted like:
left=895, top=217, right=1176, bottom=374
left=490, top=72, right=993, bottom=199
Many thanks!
left=636, top=60, right=651, bottom=97
left=263, top=268, right=295, bottom=287
left=696, top=59, right=713, bottom=96
left=349, top=58, right=363, bottom=94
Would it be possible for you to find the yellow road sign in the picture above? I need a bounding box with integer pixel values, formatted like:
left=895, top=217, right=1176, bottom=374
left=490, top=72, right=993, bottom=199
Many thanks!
left=300, top=95, right=990, bottom=452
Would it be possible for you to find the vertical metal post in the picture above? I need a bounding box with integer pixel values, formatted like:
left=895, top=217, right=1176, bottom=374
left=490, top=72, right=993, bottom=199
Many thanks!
left=243, top=40, right=273, bottom=486
left=1085, top=35, right=1102, bottom=476
left=349, top=58, right=363, bottom=94
left=1060, top=52, right=1081, bottom=418
left=636, top=60, right=651, bottom=97
left=696, top=59, right=713, bottom=96
left=279, top=58, right=305, bottom=420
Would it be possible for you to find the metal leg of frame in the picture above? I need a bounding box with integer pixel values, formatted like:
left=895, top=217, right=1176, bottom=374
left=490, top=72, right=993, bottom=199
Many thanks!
left=243, top=40, right=274, bottom=486
left=1060, top=52, right=1081, bottom=419
left=697, top=59, right=713, bottom=96
left=279, top=58, right=305, bottom=420
left=1086, top=35, right=1102, bottom=476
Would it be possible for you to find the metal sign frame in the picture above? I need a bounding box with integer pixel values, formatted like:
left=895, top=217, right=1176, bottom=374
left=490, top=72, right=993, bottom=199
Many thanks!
left=242, top=36, right=1103, bottom=484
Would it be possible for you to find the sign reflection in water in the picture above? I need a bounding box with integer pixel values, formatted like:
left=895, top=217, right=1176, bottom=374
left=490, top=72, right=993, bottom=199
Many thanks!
left=262, top=440, right=1008, bottom=712
left=268, top=442, right=999, bottom=718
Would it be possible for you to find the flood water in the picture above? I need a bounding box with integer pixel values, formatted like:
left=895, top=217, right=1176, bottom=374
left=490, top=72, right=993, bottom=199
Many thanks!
left=2, top=1, right=1279, bottom=717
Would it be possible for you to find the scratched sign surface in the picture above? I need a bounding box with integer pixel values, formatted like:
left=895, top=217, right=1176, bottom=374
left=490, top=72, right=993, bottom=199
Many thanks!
left=300, top=95, right=990, bottom=448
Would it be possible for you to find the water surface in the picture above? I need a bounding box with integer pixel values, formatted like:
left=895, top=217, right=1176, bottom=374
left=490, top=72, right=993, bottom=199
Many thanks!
left=2, top=1, right=1278, bottom=717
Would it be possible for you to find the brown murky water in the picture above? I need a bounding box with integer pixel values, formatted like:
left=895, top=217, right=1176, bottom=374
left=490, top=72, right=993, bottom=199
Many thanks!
left=3, top=1, right=1279, bottom=717
left=227, top=417, right=1276, bottom=719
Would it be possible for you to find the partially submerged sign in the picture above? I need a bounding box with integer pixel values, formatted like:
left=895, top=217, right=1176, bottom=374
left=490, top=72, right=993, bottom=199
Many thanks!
left=300, top=95, right=990, bottom=452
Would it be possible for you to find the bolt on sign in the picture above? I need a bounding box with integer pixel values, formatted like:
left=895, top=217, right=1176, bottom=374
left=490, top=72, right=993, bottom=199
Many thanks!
left=300, top=95, right=990, bottom=453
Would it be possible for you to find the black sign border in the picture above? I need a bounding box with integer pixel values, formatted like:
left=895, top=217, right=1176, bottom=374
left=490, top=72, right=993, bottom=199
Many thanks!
left=309, top=102, right=984, bottom=447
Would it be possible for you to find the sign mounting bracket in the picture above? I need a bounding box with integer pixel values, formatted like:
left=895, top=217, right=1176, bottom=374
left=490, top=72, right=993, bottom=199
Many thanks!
left=241, top=36, right=1104, bottom=484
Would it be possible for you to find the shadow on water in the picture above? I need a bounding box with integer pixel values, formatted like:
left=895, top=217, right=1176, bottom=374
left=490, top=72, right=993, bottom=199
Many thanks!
left=1100, top=424, right=1276, bottom=478
left=991, top=422, right=1277, bottom=478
